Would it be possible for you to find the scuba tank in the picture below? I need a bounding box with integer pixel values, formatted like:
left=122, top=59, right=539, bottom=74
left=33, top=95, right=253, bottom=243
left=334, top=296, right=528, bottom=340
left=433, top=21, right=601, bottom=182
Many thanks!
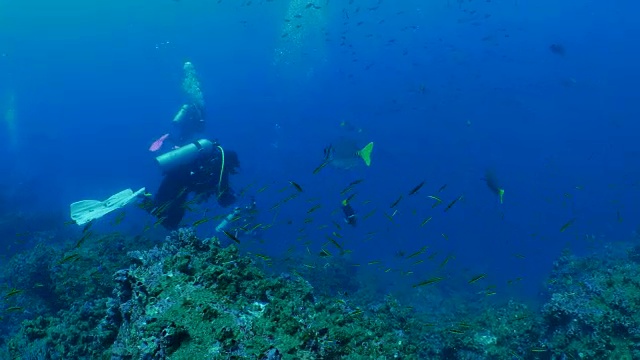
left=215, top=207, right=241, bottom=233
left=155, top=139, right=215, bottom=174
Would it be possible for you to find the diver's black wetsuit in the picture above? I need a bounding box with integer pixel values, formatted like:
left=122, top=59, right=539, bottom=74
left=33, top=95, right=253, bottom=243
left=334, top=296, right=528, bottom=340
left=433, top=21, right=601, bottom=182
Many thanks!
left=149, top=146, right=239, bottom=229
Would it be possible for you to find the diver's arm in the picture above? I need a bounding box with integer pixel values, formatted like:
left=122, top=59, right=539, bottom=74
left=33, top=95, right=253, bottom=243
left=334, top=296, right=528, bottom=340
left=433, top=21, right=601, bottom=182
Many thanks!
left=215, top=165, right=237, bottom=207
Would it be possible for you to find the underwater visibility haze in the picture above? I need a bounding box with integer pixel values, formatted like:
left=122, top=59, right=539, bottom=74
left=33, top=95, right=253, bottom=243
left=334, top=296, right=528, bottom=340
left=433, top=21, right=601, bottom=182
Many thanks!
left=1, top=0, right=640, bottom=358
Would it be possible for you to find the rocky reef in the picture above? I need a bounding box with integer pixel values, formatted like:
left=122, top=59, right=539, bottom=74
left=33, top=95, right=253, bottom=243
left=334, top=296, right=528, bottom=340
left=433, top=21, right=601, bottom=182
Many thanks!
left=540, top=246, right=640, bottom=359
left=2, top=229, right=640, bottom=359
left=1, top=229, right=418, bottom=359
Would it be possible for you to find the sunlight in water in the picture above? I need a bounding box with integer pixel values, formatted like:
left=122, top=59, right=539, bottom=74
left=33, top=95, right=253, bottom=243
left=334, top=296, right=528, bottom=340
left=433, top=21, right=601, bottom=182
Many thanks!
left=273, top=0, right=327, bottom=75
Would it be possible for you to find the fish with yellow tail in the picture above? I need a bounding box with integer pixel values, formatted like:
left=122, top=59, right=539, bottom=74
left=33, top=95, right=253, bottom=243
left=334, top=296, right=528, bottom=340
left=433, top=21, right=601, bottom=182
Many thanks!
left=322, top=137, right=374, bottom=170
left=483, top=169, right=505, bottom=204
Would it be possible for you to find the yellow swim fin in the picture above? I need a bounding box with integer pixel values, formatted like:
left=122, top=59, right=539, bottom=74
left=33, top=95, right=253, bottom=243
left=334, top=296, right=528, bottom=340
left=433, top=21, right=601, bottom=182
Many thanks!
left=356, top=142, right=374, bottom=166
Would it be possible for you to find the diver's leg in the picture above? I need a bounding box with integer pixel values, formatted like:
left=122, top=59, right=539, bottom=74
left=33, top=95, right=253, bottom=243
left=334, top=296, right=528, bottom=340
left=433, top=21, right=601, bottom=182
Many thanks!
left=152, top=173, right=189, bottom=229
left=159, top=201, right=187, bottom=229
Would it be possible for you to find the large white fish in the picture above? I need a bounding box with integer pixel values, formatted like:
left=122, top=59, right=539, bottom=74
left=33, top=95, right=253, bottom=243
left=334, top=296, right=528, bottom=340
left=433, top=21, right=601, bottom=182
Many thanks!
left=323, top=137, right=374, bottom=170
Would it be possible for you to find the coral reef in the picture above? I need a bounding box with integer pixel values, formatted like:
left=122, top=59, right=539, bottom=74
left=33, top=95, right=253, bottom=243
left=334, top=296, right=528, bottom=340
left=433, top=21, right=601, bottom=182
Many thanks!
left=4, top=229, right=640, bottom=360
left=2, top=229, right=420, bottom=359
left=541, top=247, right=640, bottom=359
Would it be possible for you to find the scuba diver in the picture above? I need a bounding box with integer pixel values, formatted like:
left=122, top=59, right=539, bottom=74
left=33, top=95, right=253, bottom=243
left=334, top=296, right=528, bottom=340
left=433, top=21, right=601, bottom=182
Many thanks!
left=69, top=138, right=237, bottom=229
left=149, top=61, right=207, bottom=152
left=68, top=61, right=240, bottom=229
left=143, top=61, right=243, bottom=229
left=170, top=101, right=205, bottom=144
left=215, top=196, right=260, bottom=239
left=142, top=139, right=240, bottom=230
left=341, top=197, right=357, bottom=227
left=172, top=61, right=206, bottom=144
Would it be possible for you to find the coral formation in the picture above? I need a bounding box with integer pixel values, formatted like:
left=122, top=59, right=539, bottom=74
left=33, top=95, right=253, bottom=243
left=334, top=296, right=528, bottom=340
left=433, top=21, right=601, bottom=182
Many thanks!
left=2, top=229, right=418, bottom=358
left=3, top=230, right=640, bottom=359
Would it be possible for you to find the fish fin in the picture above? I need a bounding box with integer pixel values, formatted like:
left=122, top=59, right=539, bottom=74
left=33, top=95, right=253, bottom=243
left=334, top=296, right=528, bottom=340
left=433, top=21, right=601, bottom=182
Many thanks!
left=357, top=142, right=374, bottom=166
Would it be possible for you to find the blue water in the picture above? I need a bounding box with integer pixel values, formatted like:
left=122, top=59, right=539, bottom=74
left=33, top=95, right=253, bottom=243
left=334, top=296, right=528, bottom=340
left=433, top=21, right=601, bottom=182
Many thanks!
left=1, top=0, right=639, bottom=305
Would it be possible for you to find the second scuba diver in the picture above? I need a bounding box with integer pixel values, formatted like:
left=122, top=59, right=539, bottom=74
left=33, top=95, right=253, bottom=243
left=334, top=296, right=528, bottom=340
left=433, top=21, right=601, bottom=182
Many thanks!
left=170, top=61, right=206, bottom=145
left=215, top=196, right=261, bottom=241
left=149, top=61, right=207, bottom=152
